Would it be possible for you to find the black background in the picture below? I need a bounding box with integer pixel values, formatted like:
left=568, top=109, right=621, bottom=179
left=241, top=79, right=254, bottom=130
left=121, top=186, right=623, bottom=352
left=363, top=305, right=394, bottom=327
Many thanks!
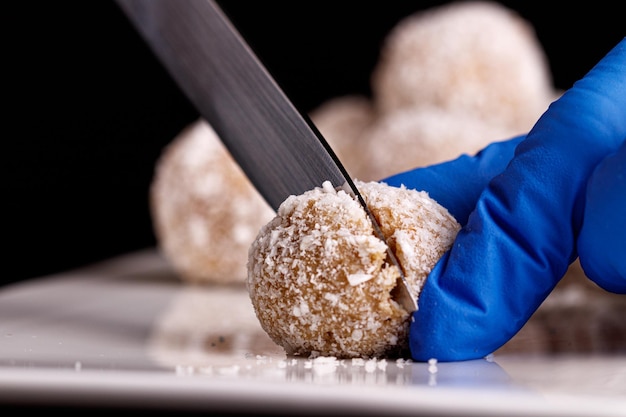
left=4, top=1, right=623, bottom=286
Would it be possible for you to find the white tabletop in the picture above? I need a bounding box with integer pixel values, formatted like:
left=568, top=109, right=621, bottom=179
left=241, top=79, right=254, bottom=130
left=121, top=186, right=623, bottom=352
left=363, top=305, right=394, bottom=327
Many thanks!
left=1, top=250, right=624, bottom=416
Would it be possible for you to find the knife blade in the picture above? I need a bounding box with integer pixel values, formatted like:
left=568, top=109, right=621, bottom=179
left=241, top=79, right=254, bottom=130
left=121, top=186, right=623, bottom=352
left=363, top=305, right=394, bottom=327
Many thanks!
left=116, top=0, right=417, bottom=312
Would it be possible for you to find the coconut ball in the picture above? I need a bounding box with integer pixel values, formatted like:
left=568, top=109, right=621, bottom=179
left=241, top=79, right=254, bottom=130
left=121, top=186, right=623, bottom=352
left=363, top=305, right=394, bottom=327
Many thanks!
left=150, top=119, right=275, bottom=284
left=359, top=107, right=515, bottom=179
left=247, top=180, right=460, bottom=358
left=370, top=1, right=554, bottom=132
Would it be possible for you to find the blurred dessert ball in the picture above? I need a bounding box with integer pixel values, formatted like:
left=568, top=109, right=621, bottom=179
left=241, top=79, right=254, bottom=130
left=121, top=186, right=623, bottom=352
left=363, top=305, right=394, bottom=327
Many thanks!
left=150, top=119, right=275, bottom=284
left=371, top=1, right=554, bottom=130
left=308, top=95, right=376, bottom=181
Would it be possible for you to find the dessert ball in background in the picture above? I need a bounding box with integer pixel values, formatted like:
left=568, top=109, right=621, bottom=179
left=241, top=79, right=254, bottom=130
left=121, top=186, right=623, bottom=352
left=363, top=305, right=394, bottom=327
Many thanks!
left=308, top=95, right=376, bottom=181
left=371, top=1, right=554, bottom=130
left=150, top=119, right=275, bottom=284
left=357, top=107, right=515, bottom=181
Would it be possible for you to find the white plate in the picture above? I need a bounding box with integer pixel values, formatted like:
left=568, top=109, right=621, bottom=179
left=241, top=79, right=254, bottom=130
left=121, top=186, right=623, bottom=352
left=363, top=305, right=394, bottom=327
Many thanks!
left=1, top=250, right=625, bottom=416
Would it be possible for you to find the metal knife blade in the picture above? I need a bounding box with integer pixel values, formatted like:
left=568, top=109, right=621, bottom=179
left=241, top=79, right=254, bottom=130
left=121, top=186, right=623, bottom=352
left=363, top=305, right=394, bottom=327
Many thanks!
left=116, top=0, right=417, bottom=312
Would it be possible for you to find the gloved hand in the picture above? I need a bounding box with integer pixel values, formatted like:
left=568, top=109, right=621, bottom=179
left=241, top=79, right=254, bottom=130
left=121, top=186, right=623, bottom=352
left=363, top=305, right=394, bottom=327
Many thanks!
left=383, top=38, right=626, bottom=362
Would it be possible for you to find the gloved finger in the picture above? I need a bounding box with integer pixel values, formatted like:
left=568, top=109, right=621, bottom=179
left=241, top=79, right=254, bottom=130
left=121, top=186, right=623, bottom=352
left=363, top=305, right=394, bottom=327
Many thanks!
left=578, top=139, right=626, bottom=293
left=383, top=135, right=524, bottom=225
left=411, top=39, right=626, bottom=362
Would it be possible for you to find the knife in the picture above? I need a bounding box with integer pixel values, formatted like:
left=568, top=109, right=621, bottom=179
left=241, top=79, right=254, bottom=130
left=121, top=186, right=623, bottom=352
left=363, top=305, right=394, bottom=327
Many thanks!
left=116, top=0, right=417, bottom=312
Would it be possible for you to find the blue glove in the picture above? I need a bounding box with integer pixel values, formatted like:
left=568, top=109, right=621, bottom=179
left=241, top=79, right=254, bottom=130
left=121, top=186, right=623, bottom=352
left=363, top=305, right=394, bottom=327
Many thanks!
left=578, top=139, right=626, bottom=293
left=383, top=38, right=626, bottom=362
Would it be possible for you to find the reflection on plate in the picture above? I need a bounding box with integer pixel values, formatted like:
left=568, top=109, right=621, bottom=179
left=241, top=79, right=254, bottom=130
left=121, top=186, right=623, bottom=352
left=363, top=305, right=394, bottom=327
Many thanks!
left=147, top=284, right=282, bottom=368
left=498, top=259, right=626, bottom=355
left=1, top=249, right=625, bottom=416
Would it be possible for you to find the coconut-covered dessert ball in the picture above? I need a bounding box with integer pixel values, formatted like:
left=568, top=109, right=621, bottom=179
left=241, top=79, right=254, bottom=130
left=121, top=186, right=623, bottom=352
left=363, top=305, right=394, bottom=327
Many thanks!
left=370, top=1, right=554, bottom=131
left=247, top=180, right=460, bottom=358
left=357, top=107, right=515, bottom=181
left=150, top=119, right=275, bottom=284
